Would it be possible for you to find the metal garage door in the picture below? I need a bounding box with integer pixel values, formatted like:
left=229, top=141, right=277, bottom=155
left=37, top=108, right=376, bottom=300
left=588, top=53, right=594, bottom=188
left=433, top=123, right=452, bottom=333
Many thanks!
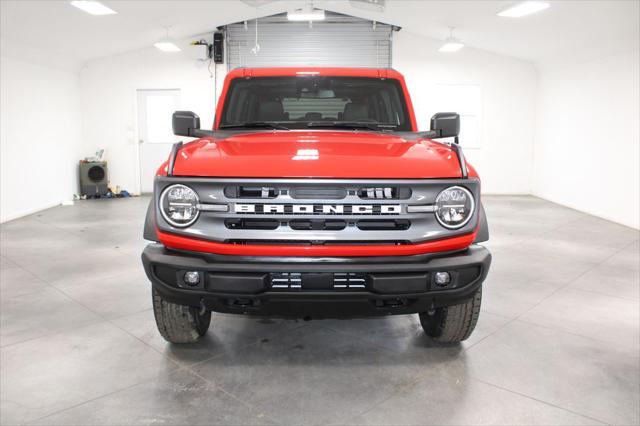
left=225, top=12, right=395, bottom=69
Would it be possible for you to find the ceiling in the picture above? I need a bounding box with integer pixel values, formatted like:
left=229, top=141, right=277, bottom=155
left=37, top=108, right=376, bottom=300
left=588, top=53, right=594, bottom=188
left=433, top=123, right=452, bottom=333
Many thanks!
left=1, top=0, right=638, bottom=71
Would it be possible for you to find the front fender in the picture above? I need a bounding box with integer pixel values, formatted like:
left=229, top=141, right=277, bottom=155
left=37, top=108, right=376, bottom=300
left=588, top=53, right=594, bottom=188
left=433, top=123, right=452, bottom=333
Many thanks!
left=474, top=202, right=489, bottom=243
left=143, top=199, right=159, bottom=242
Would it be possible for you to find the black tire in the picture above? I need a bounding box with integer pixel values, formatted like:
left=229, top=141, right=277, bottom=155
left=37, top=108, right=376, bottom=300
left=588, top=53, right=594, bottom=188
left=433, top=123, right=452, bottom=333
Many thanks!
left=152, top=288, right=211, bottom=344
left=419, top=288, right=482, bottom=343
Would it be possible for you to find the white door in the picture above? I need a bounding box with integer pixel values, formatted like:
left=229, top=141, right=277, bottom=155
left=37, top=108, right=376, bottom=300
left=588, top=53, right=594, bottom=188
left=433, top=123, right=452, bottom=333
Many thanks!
left=138, top=89, right=181, bottom=193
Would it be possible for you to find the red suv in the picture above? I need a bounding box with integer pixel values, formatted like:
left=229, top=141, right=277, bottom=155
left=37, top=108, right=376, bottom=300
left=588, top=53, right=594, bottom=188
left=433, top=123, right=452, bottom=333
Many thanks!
left=142, top=67, right=491, bottom=344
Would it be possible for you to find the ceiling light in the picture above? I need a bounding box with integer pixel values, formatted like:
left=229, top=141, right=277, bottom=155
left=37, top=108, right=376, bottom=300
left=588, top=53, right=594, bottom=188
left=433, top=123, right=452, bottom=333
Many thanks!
left=154, top=26, right=181, bottom=52
left=288, top=1, right=325, bottom=21
left=439, top=27, right=464, bottom=53
left=154, top=42, right=181, bottom=52
left=497, top=1, right=550, bottom=18
left=439, top=41, right=464, bottom=53
left=287, top=9, right=325, bottom=21
left=70, top=1, right=117, bottom=16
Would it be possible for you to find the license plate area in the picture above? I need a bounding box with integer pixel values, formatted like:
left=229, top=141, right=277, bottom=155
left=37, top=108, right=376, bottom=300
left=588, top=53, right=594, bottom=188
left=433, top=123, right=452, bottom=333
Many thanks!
left=302, top=273, right=333, bottom=290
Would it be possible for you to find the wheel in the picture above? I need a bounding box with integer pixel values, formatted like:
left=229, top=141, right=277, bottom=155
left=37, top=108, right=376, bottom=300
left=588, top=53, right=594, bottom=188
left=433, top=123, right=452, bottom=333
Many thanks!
left=152, top=288, right=211, bottom=344
left=419, top=288, right=482, bottom=343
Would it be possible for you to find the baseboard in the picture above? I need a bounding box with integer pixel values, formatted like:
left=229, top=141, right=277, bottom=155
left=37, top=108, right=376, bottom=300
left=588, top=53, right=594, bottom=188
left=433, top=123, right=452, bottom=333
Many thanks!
left=0, top=201, right=64, bottom=224
left=532, top=192, right=639, bottom=230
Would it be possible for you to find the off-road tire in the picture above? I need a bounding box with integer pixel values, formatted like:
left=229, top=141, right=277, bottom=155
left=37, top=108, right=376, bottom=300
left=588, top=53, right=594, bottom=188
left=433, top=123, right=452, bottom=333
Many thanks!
left=419, top=287, right=482, bottom=343
left=152, top=288, right=211, bottom=344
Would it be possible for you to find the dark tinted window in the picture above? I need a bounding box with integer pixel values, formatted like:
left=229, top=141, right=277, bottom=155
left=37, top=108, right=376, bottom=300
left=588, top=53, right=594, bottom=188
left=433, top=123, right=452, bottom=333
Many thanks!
left=220, top=76, right=411, bottom=131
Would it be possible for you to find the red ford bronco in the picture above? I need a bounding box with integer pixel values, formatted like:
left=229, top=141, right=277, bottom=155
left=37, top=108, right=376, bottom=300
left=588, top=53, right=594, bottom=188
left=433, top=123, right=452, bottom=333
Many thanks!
left=142, top=67, right=491, bottom=344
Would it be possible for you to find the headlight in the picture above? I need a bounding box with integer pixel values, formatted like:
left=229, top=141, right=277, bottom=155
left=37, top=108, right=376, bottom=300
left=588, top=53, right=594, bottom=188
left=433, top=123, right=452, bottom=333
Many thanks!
left=434, top=186, right=475, bottom=229
left=159, top=184, right=199, bottom=227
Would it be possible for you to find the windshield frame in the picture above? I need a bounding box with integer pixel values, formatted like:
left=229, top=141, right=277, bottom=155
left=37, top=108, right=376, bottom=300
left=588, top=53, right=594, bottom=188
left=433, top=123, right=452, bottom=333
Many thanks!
left=215, top=75, right=415, bottom=132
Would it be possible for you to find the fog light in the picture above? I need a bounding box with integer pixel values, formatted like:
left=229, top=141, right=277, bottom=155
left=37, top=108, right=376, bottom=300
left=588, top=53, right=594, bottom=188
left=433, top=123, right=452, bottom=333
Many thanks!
left=434, top=272, right=451, bottom=287
left=184, top=271, right=200, bottom=286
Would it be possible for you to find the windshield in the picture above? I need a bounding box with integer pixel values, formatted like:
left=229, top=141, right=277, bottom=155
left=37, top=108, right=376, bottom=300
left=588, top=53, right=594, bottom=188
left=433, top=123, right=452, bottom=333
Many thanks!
left=219, top=76, right=412, bottom=131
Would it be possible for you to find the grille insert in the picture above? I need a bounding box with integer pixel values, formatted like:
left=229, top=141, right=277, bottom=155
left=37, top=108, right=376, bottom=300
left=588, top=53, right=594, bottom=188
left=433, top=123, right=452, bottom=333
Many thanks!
left=269, top=272, right=368, bottom=291
left=270, top=272, right=301, bottom=289
left=333, top=273, right=367, bottom=289
left=225, top=219, right=280, bottom=230
left=289, top=219, right=347, bottom=231
left=225, top=186, right=278, bottom=198
left=356, top=219, right=410, bottom=231
left=290, top=187, right=347, bottom=199
left=357, top=187, right=412, bottom=199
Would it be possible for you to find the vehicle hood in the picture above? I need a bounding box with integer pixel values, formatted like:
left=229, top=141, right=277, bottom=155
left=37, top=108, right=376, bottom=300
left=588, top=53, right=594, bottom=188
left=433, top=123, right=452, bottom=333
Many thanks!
left=169, top=131, right=465, bottom=179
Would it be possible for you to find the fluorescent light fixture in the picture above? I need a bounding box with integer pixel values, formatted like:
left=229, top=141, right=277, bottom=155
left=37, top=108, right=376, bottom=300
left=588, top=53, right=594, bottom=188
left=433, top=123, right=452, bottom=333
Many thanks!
left=439, top=39, right=464, bottom=52
left=70, top=1, right=117, bottom=16
left=497, top=1, right=550, bottom=18
left=439, top=27, right=464, bottom=53
left=154, top=42, right=181, bottom=52
left=287, top=9, right=325, bottom=21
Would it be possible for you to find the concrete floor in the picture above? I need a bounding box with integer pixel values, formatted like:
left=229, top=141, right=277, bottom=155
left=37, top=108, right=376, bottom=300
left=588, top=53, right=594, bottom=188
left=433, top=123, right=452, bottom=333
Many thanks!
left=0, top=195, right=638, bottom=426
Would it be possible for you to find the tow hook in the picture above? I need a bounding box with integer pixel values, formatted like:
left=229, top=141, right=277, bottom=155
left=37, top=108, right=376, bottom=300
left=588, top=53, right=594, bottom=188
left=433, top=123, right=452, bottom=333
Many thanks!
left=427, top=301, right=436, bottom=316
left=199, top=298, right=207, bottom=316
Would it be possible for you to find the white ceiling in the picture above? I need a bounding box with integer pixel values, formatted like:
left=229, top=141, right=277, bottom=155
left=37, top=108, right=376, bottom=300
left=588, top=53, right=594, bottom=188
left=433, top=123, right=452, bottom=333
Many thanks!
left=1, top=0, right=638, bottom=71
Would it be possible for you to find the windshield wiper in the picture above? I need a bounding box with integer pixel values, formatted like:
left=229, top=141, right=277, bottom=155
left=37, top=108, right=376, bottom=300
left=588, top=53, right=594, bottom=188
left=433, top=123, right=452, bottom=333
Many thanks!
left=220, top=122, right=290, bottom=130
left=306, top=121, right=395, bottom=132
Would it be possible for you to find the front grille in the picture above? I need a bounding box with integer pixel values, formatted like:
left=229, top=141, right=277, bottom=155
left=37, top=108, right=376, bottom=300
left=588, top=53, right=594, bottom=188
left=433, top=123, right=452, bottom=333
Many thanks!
left=155, top=177, right=481, bottom=245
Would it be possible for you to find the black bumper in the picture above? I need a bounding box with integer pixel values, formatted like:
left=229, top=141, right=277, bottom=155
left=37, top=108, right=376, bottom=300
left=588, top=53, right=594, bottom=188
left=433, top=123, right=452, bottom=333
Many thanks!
left=141, top=244, right=491, bottom=319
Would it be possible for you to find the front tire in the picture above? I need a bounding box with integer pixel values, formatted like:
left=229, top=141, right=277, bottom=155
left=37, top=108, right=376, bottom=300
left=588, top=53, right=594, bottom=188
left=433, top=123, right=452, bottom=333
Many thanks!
left=152, top=288, right=211, bottom=344
left=419, top=288, right=482, bottom=343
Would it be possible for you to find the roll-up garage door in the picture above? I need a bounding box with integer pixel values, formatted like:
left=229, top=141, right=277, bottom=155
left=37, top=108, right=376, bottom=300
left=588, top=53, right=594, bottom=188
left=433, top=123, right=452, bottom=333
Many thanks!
left=225, top=12, right=395, bottom=69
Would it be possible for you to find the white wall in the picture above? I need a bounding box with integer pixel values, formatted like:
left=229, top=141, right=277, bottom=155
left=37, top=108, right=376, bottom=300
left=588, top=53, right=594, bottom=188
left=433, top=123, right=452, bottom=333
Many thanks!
left=533, top=50, right=640, bottom=229
left=79, top=36, right=225, bottom=194
left=0, top=55, right=83, bottom=222
left=393, top=30, right=538, bottom=194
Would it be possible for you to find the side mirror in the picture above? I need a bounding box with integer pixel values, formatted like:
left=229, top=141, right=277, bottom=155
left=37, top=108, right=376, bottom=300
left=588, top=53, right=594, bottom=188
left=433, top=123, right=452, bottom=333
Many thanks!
left=172, top=111, right=201, bottom=137
left=430, top=112, right=460, bottom=139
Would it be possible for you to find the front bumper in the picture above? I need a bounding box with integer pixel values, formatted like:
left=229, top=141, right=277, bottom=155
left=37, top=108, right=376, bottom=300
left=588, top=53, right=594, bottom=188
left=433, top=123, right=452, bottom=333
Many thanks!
left=141, top=244, right=491, bottom=318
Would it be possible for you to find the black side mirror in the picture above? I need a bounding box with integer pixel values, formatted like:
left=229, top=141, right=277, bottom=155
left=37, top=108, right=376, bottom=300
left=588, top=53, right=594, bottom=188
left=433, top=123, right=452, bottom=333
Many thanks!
left=172, top=111, right=201, bottom=137
left=430, top=112, right=460, bottom=138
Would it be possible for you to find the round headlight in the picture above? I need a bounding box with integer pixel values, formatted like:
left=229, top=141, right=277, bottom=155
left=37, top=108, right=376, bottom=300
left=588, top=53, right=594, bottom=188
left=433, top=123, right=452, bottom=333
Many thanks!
left=434, top=186, right=475, bottom=229
left=159, top=184, right=199, bottom=228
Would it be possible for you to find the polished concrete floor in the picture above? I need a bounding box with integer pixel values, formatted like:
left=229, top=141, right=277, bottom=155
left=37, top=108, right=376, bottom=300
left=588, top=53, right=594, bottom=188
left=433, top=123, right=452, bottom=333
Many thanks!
left=1, top=195, right=638, bottom=425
